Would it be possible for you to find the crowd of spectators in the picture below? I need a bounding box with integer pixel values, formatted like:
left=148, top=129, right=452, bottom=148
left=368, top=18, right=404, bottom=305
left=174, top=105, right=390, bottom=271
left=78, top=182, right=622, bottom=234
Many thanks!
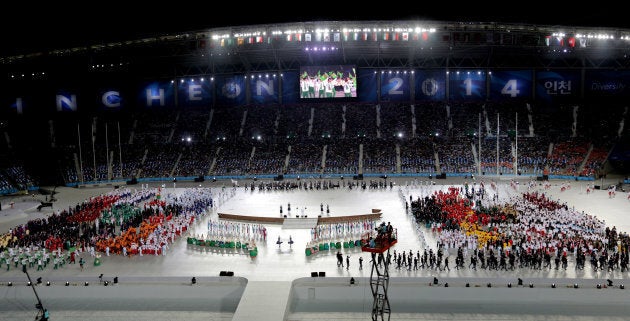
left=0, top=100, right=627, bottom=190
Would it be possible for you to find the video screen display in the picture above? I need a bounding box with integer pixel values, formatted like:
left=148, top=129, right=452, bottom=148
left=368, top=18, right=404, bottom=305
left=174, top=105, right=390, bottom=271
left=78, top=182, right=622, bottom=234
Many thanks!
left=299, top=65, right=357, bottom=99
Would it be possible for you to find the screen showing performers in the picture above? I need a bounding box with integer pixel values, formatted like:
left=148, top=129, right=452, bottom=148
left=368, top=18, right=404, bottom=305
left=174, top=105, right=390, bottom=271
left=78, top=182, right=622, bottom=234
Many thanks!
left=299, top=65, right=357, bottom=99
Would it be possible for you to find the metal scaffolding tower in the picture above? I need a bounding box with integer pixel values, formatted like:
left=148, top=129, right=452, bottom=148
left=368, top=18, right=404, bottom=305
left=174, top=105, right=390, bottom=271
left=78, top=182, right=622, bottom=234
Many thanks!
left=361, top=228, right=397, bottom=321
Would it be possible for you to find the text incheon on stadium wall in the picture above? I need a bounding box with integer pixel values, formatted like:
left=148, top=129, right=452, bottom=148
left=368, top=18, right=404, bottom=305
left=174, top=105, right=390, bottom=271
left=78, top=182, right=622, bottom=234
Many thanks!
left=2, top=69, right=629, bottom=115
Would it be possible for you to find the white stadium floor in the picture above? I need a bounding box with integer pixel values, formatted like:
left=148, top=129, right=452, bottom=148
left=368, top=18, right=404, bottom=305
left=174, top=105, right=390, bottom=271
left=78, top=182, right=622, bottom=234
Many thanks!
left=0, top=175, right=629, bottom=320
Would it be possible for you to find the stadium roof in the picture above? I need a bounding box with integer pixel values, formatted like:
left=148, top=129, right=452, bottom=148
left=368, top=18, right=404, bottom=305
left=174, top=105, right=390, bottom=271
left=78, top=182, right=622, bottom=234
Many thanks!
left=3, top=6, right=630, bottom=57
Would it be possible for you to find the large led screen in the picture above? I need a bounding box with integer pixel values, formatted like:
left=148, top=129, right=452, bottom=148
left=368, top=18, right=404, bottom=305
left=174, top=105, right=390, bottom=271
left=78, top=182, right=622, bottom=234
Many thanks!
left=299, top=65, right=357, bottom=99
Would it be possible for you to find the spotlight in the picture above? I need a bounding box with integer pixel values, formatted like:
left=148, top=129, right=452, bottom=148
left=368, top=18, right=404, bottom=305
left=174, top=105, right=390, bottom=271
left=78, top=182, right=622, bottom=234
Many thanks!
left=46, top=281, right=51, bottom=286
left=620, top=284, right=624, bottom=290
left=7, top=282, right=12, bottom=286
left=84, top=282, right=89, bottom=286
left=507, top=283, right=512, bottom=288
left=574, top=284, right=579, bottom=289
left=65, top=281, right=70, bottom=286
left=597, top=284, right=602, bottom=289
left=444, top=283, right=449, bottom=287
left=27, top=281, right=32, bottom=286
left=487, top=283, right=492, bottom=288
left=552, top=283, right=556, bottom=288
left=517, top=278, right=523, bottom=286
left=607, top=279, right=614, bottom=287
left=104, top=281, right=109, bottom=286
left=191, top=277, right=196, bottom=285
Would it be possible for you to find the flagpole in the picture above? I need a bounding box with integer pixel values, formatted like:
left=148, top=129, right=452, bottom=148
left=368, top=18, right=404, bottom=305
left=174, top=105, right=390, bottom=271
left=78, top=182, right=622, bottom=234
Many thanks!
left=92, top=118, right=97, bottom=182
left=496, top=113, right=499, bottom=176
left=478, top=113, right=481, bottom=176
left=77, top=123, right=84, bottom=184
left=515, top=112, right=518, bottom=175
left=118, top=121, right=123, bottom=179
left=105, top=122, right=110, bottom=181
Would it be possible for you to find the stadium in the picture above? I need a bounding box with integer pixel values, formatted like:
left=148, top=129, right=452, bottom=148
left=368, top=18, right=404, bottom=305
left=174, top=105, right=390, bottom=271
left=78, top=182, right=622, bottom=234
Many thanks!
left=1, top=16, right=630, bottom=320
